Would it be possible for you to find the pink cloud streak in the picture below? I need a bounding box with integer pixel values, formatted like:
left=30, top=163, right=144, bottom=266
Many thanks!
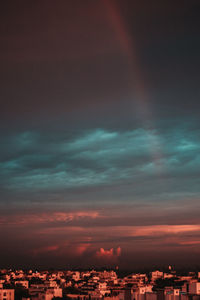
left=0, top=211, right=100, bottom=226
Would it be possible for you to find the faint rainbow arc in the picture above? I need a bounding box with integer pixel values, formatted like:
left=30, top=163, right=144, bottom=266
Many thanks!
left=103, top=0, right=164, bottom=172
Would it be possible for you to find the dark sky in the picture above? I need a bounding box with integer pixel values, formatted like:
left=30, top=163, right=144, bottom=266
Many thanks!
left=0, top=0, right=200, bottom=269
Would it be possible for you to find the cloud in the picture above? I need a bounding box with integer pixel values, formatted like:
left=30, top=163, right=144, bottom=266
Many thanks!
left=75, top=244, right=91, bottom=255
left=32, top=245, right=59, bottom=256
left=31, top=242, right=91, bottom=258
left=0, top=202, right=199, bottom=267
left=0, top=210, right=100, bottom=226
left=1, top=122, right=200, bottom=203
left=178, top=241, right=200, bottom=246
left=96, top=247, right=121, bottom=261
left=130, top=225, right=200, bottom=236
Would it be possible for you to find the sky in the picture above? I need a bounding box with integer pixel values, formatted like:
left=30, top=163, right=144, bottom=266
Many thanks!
left=0, top=0, right=200, bottom=270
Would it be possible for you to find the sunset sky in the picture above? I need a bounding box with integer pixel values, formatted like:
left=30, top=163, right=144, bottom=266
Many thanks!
left=0, top=0, right=200, bottom=269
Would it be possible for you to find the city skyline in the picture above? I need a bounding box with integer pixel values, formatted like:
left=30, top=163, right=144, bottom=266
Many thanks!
left=0, top=0, right=200, bottom=269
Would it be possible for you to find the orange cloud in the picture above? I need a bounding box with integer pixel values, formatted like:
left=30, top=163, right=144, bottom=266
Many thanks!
left=96, top=247, right=121, bottom=259
left=178, top=240, right=200, bottom=245
left=99, top=225, right=200, bottom=238
left=132, top=225, right=200, bottom=236
left=75, top=244, right=91, bottom=255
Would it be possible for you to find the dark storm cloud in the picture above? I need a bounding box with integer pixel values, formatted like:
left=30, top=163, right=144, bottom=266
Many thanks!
left=1, top=121, right=200, bottom=205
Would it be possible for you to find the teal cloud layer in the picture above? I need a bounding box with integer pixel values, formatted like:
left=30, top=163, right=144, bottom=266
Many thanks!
left=1, top=122, right=200, bottom=203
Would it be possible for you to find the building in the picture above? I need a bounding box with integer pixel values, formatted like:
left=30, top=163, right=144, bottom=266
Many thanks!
left=189, top=282, right=200, bottom=295
left=0, top=289, right=14, bottom=300
left=151, top=271, right=163, bottom=283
